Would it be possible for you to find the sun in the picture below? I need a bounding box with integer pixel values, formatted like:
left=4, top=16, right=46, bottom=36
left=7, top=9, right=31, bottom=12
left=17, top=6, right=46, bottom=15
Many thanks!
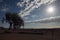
left=45, top=6, right=56, bottom=17
left=47, top=6, right=54, bottom=13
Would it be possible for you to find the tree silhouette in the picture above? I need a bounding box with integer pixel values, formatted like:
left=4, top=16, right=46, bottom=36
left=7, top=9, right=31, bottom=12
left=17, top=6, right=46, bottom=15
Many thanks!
left=5, top=12, right=13, bottom=30
left=2, top=12, right=24, bottom=30
left=11, top=13, right=24, bottom=30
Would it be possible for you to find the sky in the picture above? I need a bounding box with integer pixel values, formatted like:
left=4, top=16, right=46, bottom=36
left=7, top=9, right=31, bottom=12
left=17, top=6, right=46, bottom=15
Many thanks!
left=0, top=0, right=60, bottom=29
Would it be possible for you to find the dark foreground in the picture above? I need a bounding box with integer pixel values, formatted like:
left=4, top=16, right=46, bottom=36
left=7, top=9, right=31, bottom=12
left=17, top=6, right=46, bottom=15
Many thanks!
left=0, top=28, right=60, bottom=40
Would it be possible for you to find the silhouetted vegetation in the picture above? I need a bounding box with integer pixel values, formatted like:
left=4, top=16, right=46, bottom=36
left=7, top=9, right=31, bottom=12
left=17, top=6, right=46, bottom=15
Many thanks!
left=0, top=26, right=4, bottom=30
left=2, top=12, right=24, bottom=31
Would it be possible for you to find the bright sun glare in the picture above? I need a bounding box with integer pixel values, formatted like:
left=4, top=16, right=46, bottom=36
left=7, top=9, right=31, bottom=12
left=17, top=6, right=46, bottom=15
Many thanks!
left=47, top=6, right=54, bottom=13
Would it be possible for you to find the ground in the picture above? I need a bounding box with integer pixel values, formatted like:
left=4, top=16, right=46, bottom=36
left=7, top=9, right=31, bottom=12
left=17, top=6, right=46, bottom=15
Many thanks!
left=0, top=28, right=60, bottom=40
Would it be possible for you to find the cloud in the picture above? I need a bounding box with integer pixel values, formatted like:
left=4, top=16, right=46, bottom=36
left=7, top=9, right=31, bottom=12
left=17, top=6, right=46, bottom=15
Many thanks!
left=17, top=0, right=56, bottom=17
left=0, top=7, right=9, bottom=12
left=1, top=8, right=9, bottom=12
left=0, top=0, right=3, bottom=2
left=25, top=16, right=60, bottom=23
left=17, top=2, right=24, bottom=7
left=17, top=0, right=30, bottom=7
left=31, top=15, right=36, bottom=18
left=0, top=4, right=9, bottom=12
left=24, top=17, right=29, bottom=19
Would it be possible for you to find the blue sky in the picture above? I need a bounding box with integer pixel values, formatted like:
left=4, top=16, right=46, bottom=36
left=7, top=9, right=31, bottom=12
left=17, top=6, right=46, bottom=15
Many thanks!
left=0, top=0, right=60, bottom=28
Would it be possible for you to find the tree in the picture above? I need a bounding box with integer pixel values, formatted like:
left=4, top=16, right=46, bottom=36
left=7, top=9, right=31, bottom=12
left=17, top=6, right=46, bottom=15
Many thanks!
left=2, top=12, right=24, bottom=30
left=11, top=13, right=24, bottom=30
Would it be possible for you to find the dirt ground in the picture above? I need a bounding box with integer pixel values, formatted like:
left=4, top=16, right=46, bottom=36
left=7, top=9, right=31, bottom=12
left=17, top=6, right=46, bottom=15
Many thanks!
left=0, top=29, right=60, bottom=40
